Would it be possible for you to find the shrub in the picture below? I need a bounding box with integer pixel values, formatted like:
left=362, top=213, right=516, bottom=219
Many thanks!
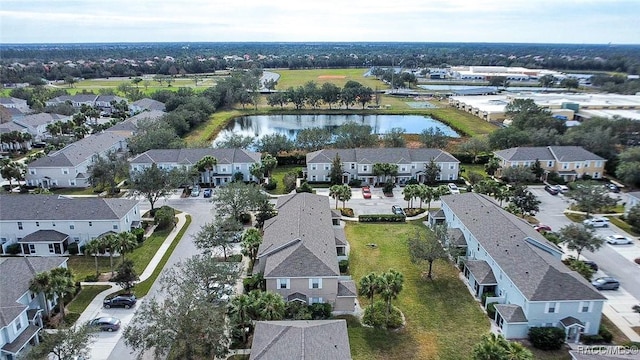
left=226, top=254, right=243, bottom=262
left=339, top=208, right=354, bottom=217
left=238, top=213, right=252, bottom=224
left=283, top=172, right=297, bottom=193
left=132, top=228, right=145, bottom=244
left=154, top=206, right=176, bottom=230
left=6, top=243, right=21, bottom=255
left=362, top=301, right=403, bottom=329
left=285, top=301, right=312, bottom=320
left=310, top=303, right=332, bottom=320
left=382, top=182, right=394, bottom=195
left=84, top=274, right=99, bottom=282
left=358, top=214, right=405, bottom=223
left=339, top=260, right=349, bottom=274
left=67, top=242, right=79, bottom=255
left=599, top=325, right=613, bottom=343
left=581, top=334, right=604, bottom=345
left=263, top=179, right=277, bottom=191
left=347, top=179, right=362, bottom=187
left=405, top=178, right=419, bottom=186
left=528, top=326, right=566, bottom=350
left=295, top=181, right=313, bottom=193
left=404, top=208, right=426, bottom=217
left=243, top=273, right=265, bottom=293
left=486, top=302, right=497, bottom=319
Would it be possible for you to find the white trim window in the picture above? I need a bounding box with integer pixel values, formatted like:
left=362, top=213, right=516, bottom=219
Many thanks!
left=547, top=160, right=554, bottom=167
left=311, top=164, right=317, bottom=170
left=545, top=302, right=559, bottom=314
left=277, top=278, right=290, bottom=289
left=309, top=278, right=323, bottom=289
left=579, top=301, right=592, bottom=313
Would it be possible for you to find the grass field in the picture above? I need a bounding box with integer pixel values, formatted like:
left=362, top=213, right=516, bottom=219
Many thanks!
left=268, top=165, right=304, bottom=195
left=66, top=285, right=112, bottom=315
left=345, top=221, right=489, bottom=360
left=273, top=68, right=386, bottom=90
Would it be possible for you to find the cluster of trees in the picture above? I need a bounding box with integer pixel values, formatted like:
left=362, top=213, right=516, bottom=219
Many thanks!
left=83, top=231, right=140, bottom=286
left=402, top=184, right=451, bottom=210
left=0, top=158, right=26, bottom=190
left=358, top=269, right=405, bottom=329
left=0, top=131, right=33, bottom=153
left=28, top=267, right=76, bottom=322
left=3, top=42, right=639, bottom=85
left=266, top=80, right=375, bottom=110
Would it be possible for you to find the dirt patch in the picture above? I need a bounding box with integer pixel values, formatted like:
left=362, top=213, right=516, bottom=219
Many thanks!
left=98, top=273, right=113, bottom=282
left=317, top=75, right=346, bottom=79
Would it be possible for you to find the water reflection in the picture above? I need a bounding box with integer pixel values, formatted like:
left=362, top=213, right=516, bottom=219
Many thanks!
left=214, top=114, right=459, bottom=145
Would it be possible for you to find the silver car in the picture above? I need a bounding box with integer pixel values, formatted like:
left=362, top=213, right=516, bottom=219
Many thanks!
left=583, top=217, right=609, bottom=228
left=605, top=234, right=633, bottom=245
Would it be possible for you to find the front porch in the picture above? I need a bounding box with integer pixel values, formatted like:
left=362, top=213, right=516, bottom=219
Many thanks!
left=0, top=324, right=41, bottom=359
left=19, top=230, right=69, bottom=256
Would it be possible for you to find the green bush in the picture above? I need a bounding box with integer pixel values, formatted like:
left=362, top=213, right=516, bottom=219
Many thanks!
left=528, top=326, right=566, bottom=350
left=295, top=182, right=313, bottom=193
left=310, top=303, right=332, bottom=320
left=84, top=274, right=99, bottom=282
left=339, top=208, right=354, bottom=217
left=6, top=243, right=21, bottom=255
left=67, top=242, right=79, bottom=255
left=581, top=334, right=604, bottom=345
left=382, top=182, right=394, bottom=194
left=243, top=273, right=265, bottom=293
left=132, top=228, right=145, bottom=244
left=339, top=260, right=349, bottom=274
left=285, top=301, right=312, bottom=320
left=263, top=179, right=277, bottom=191
left=598, top=325, right=613, bottom=343
left=362, top=301, right=403, bottom=329
left=226, top=254, right=243, bottom=262
left=238, top=213, right=252, bottom=224
left=358, top=214, right=405, bottom=223
left=347, top=179, right=362, bottom=187
left=486, top=302, right=497, bottom=319
left=404, top=208, right=426, bottom=217
left=154, top=206, right=176, bottom=230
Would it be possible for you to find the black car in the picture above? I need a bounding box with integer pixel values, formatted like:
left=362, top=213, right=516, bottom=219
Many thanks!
left=581, top=260, right=598, bottom=271
left=606, top=183, right=620, bottom=193
left=103, top=294, right=137, bottom=309
left=89, top=317, right=121, bottom=331
left=544, top=185, right=559, bottom=195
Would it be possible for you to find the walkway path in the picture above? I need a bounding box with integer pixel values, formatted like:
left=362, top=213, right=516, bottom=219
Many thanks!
left=75, top=213, right=188, bottom=360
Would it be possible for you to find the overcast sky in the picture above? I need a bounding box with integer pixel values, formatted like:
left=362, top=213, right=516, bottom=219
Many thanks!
left=1, top=0, right=638, bottom=44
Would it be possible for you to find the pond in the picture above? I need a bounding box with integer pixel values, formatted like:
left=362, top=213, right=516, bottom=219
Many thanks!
left=213, top=114, right=460, bottom=145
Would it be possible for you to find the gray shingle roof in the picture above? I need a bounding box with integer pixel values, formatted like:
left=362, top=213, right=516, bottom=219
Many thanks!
left=0, top=257, right=68, bottom=327
left=0, top=122, right=27, bottom=133
left=494, top=146, right=604, bottom=162
left=28, top=132, right=127, bottom=167
left=464, top=260, right=497, bottom=284
left=306, top=148, right=459, bottom=164
left=250, top=320, right=351, bottom=360
left=19, top=230, right=69, bottom=243
left=441, top=193, right=605, bottom=301
left=258, top=193, right=340, bottom=278
left=337, top=280, right=356, bottom=297
left=129, top=148, right=261, bottom=165
left=131, top=98, right=166, bottom=111
left=448, top=228, right=466, bottom=247
left=106, top=110, right=165, bottom=134
left=560, top=316, right=584, bottom=327
left=0, top=195, right=138, bottom=221
left=494, top=304, right=528, bottom=323
left=334, top=228, right=347, bottom=246
left=16, top=113, right=67, bottom=127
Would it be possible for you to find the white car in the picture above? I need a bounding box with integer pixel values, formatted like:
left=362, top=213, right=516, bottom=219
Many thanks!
left=583, top=217, right=609, bottom=228
left=605, top=234, right=633, bottom=245
left=447, top=183, right=460, bottom=194
left=555, top=185, right=569, bottom=193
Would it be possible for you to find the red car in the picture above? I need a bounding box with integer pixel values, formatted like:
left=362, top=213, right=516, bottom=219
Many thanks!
left=362, top=186, right=372, bottom=199
left=534, top=224, right=552, bottom=233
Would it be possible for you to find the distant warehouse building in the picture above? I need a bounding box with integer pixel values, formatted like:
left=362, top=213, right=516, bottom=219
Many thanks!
left=449, top=93, right=640, bottom=123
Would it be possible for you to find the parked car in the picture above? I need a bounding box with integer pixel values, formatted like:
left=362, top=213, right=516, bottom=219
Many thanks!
left=191, top=186, right=200, bottom=197
left=209, top=282, right=235, bottom=303
left=606, top=183, right=620, bottom=193
left=534, top=224, right=552, bottom=232
left=447, top=183, right=460, bottom=194
left=89, top=317, right=121, bottom=331
left=583, top=217, right=610, bottom=228
left=555, top=184, right=569, bottom=193
left=605, top=234, right=633, bottom=245
left=362, top=186, right=372, bottom=199
left=544, top=184, right=559, bottom=195
left=581, top=260, right=599, bottom=271
left=591, top=277, right=620, bottom=290
left=203, top=188, right=212, bottom=198
left=392, top=205, right=405, bottom=216
left=103, top=294, right=136, bottom=309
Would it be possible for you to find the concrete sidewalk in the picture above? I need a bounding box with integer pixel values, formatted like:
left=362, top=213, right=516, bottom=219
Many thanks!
left=75, top=213, right=189, bottom=360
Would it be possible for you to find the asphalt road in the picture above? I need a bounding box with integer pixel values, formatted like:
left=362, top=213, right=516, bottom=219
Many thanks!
left=530, top=186, right=640, bottom=300
left=107, top=195, right=214, bottom=360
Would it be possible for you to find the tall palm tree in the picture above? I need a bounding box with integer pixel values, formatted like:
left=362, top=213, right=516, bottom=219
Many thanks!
left=29, top=272, right=54, bottom=317
left=49, top=267, right=76, bottom=321
left=249, top=163, right=265, bottom=184
left=115, top=232, right=138, bottom=263
left=358, top=272, right=379, bottom=310
left=84, top=239, right=102, bottom=276
left=240, top=228, right=262, bottom=265
left=329, top=185, right=341, bottom=209
left=258, top=292, right=285, bottom=321
left=228, top=294, right=253, bottom=344
left=195, top=155, right=217, bottom=188
left=101, top=234, right=119, bottom=276
left=377, top=269, right=404, bottom=320
left=505, top=341, right=533, bottom=360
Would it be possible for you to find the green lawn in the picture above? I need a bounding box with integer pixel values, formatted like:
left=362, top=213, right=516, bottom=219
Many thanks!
left=345, top=221, right=489, bottom=360
left=66, top=285, right=112, bottom=314
left=67, top=227, right=172, bottom=282
left=274, top=68, right=385, bottom=90
left=461, top=163, right=489, bottom=179
left=268, top=165, right=304, bottom=195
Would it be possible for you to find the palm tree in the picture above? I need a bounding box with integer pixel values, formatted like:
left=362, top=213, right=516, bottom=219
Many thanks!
left=29, top=272, right=54, bottom=317
left=228, top=294, right=253, bottom=344
left=84, top=239, right=102, bottom=276
left=258, top=292, right=286, bottom=321
left=49, top=267, right=76, bottom=321
left=101, top=234, right=118, bottom=276
left=338, top=184, right=352, bottom=208
left=240, top=228, right=262, bottom=266
left=261, top=154, right=278, bottom=178
left=329, top=185, right=341, bottom=209
left=114, top=232, right=138, bottom=263
left=358, top=272, right=379, bottom=310
left=472, top=333, right=533, bottom=360
left=377, top=269, right=404, bottom=320
left=495, top=186, right=512, bottom=207
left=195, top=155, right=217, bottom=188
left=249, top=163, right=265, bottom=184
left=504, top=341, right=533, bottom=360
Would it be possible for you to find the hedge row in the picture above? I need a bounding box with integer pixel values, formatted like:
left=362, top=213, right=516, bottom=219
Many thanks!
left=359, top=214, right=406, bottom=223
